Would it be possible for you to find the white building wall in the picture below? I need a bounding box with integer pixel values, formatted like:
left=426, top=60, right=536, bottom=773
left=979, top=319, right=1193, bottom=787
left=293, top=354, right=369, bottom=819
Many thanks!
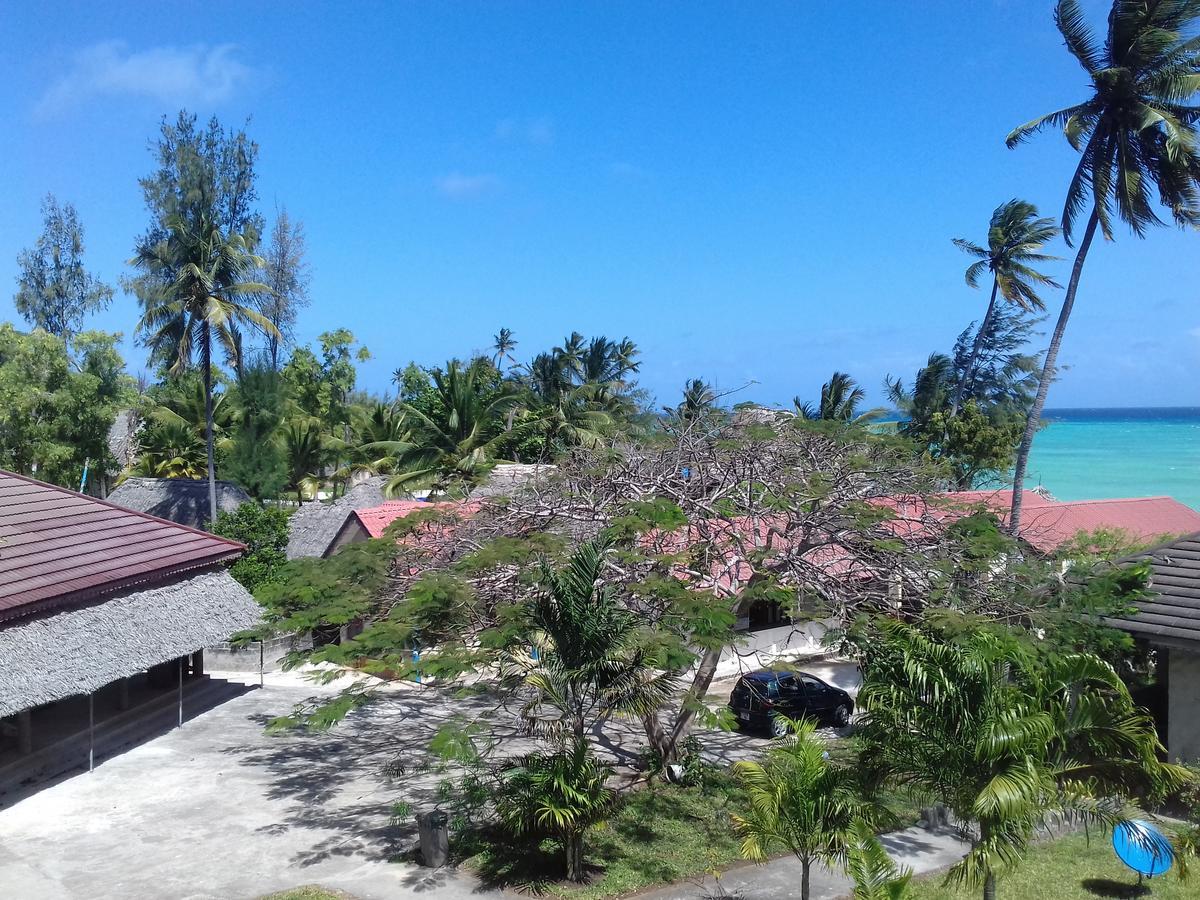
left=710, top=619, right=836, bottom=680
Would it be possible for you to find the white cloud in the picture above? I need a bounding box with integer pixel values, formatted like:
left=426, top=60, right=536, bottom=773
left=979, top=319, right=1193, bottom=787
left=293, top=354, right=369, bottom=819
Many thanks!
left=1188, top=326, right=1200, bottom=339
left=435, top=172, right=500, bottom=200
left=37, top=41, right=258, bottom=115
left=495, top=116, right=554, bottom=145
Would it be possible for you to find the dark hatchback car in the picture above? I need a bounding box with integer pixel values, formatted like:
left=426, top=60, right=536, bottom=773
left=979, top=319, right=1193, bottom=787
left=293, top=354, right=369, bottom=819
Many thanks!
left=729, top=670, right=854, bottom=736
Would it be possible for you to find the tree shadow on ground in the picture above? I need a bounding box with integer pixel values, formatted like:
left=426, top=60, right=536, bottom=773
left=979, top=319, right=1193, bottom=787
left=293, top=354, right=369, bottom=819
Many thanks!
left=1081, top=879, right=1151, bottom=899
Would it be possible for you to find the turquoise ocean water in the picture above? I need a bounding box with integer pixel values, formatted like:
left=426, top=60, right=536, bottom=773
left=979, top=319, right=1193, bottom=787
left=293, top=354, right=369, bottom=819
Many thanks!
left=1025, top=408, right=1200, bottom=511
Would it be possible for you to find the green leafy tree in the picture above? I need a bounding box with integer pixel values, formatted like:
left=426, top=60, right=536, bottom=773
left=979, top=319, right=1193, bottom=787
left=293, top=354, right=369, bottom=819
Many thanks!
left=887, top=308, right=1039, bottom=489
left=213, top=502, right=290, bottom=591
left=0, top=325, right=131, bottom=488
left=1005, top=0, right=1200, bottom=532
left=732, top=717, right=884, bottom=900
left=856, top=620, right=1187, bottom=900
left=951, top=200, right=1060, bottom=415
left=225, top=360, right=288, bottom=500
left=14, top=194, right=113, bottom=341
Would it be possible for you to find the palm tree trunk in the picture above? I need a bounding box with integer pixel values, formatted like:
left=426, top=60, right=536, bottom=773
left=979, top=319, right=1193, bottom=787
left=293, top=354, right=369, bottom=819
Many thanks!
left=202, top=322, right=218, bottom=530
left=983, top=872, right=997, bottom=900
left=801, top=857, right=811, bottom=900
left=565, top=829, right=585, bottom=882
left=950, top=277, right=1001, bottom=416
left=1009, top=207, right=1099, bottom=534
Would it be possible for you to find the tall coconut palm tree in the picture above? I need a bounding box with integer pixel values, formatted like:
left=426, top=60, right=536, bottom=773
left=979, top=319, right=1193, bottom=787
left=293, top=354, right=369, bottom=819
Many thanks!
left=134, top=212, right=277, bottom=525
left=1005, top=0, right=1200, bottom=532
left=950, top=200, right=1061, bottom=415
left=857, top=621, right=1187, bottom=900
left=669, top=377, right=718, bottom=422
left=795, top=372, right=887, bottom=424
left=492, top=327, right=518, bottom=369
left=732, top=717, right=884, bottom=900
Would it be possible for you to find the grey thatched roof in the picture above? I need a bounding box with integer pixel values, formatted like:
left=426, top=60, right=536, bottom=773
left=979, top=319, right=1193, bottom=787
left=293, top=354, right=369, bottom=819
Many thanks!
left=470, top=463, right=557, bottom=499
left=286, top=476, right=389, bottom=560
left=108, top=477, right=251, bottom=530
left=0, top=570, right=262, bottom=717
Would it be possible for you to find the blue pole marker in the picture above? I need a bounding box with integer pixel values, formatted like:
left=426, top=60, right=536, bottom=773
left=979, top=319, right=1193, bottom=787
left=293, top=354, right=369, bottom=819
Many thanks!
left=412, top=648, right=421, bottom=684
left=531, top=645, right=539, bottom=662
left=1112, top=819, right=1175, bottom=879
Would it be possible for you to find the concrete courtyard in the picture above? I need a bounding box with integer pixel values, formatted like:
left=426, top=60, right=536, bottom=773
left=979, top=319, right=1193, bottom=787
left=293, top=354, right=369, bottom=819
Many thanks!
left=0, top=661, right=863, bottom=900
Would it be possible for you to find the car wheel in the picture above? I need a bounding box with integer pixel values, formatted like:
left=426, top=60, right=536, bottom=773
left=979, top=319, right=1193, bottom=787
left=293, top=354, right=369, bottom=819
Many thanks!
left=770, top=715, right=789, bottom=738
left=833, top=704, right=851, bottom=727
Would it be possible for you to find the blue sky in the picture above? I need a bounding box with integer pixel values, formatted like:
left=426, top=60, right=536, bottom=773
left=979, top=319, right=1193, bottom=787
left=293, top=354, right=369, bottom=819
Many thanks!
left=1, top=1, right=1197, bottom=408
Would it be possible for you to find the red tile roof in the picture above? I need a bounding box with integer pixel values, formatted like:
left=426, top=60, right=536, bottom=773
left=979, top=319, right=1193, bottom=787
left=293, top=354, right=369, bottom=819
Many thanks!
left=916, top=491, right=1200, bottom=554
left=0, top=470, right=244, bottom=624
left=1019, top=496, right=1200, bottom=554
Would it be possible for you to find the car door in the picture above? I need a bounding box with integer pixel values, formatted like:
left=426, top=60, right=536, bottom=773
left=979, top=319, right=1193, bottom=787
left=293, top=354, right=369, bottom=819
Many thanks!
left=776, top=674, right=809, bottom=719
left=798, top=674, right=832, bottom=714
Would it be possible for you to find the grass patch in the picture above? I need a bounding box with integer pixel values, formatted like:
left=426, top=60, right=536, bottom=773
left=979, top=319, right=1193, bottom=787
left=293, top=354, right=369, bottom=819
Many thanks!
left=909, top=831, right=1191, bottom=900
left=461, top=769, right=749, bottom=898
left=256, top=888, right=358, bottom=900
left=457, top=747, right=924, bottom=900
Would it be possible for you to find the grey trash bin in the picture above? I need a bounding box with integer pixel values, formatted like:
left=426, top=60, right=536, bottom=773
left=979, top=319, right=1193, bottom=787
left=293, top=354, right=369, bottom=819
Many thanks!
left=417, top=810, right=450, bottom=867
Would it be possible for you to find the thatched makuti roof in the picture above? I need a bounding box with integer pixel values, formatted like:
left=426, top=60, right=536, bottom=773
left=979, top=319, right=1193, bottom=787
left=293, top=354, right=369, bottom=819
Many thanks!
left=107, top=477, right=251, bottom=530
left=286, top=476, right=389, bottom=560
left=469, top=462, right=556, bottom=498
left=0, top=570, right=262, bottom=717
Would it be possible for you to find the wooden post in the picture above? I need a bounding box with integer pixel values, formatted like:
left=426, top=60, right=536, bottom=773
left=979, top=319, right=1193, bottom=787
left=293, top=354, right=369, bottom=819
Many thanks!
left=17, top=710, right=32, bottom=756
left=191, top=649, right=204, bottom=678
left=88, top=693, right=95, bottom=773
left=177, top=658, right=184, bottom=727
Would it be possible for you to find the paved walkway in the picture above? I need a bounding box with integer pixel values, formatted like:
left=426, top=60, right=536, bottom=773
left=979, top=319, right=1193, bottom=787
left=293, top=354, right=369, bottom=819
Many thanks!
left=0, top=658, right=942, bottom=900
left=635, top=825, right=970, bottom=900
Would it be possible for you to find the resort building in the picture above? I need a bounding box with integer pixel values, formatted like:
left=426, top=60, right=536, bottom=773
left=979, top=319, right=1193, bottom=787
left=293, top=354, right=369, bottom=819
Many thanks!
left=0, top=470, right=262, bottom=793
left=285, top=476, right=389, bottom=560
left=1108, top=532, right=1200, bottom=762
left=107, top=476, right=252, bottom=530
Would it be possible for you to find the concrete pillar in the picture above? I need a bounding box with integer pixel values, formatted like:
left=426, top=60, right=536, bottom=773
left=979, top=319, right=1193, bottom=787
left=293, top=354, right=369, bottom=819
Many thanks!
left=17, top=710, right=32, bottom=756
left=117, top=677, right=131, bottom=711
left=191, top=649, right=204, bottom=678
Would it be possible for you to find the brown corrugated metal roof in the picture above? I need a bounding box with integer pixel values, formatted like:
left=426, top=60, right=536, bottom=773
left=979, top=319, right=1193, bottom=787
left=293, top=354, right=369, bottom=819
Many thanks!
left=0, top=470, right=244, bottom=624
left=1106, top=532, right=1200, bottom=649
